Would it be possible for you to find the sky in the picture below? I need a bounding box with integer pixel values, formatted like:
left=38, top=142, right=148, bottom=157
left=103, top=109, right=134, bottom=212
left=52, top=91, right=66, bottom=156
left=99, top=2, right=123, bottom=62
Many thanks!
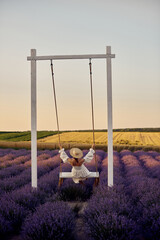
left=0, top=0, right=160, bottom=131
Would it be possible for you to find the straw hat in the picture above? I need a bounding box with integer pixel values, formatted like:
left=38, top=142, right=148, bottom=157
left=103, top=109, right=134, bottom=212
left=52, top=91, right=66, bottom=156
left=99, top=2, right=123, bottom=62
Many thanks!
left=70, top=148, right=83, bottom=159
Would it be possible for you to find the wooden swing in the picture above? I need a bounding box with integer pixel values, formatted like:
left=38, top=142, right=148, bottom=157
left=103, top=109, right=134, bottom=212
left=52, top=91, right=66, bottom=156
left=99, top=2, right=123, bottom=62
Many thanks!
left=50, top=59, right=99, bottom=187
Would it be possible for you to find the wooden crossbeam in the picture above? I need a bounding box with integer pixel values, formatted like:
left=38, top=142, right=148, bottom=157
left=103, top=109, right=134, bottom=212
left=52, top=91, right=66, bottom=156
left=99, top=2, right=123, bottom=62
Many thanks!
left=27, top=54, right=115, bottom=61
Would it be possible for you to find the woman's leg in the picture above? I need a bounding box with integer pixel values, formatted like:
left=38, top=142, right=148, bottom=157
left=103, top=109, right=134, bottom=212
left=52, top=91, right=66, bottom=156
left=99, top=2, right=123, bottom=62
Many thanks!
left=79, top=180, right=85, bottom=186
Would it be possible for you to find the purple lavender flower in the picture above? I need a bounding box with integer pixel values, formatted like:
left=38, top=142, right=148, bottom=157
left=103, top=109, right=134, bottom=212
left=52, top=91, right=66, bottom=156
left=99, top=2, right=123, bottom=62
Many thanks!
left=3, top=184, right=46, bottom=211
left=0, top=198, right=28, bottom=234
left=21, top=201, right=75, bottom=240
left=84, top=185, right=138, bottom=240
left=0, top=164, right=25, bottom=179
left=0, top=213, right=13, bottom=237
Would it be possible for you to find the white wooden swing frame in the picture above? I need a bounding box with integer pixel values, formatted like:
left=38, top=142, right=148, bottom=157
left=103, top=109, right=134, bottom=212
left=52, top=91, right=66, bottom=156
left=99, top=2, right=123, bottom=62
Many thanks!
left=27, top=46, right=115, bottom=189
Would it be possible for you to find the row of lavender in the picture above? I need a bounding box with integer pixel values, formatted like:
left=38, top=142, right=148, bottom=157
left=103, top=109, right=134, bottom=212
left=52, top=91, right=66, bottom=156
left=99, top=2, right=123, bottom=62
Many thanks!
left=0, top=149, right=61, bottom=195
left=0, top=148, right=160, bottom=239
left=0, top=149, right=61, bottom=238
left=0, top=148, right=105, bottom=239
left=84, top=150, right=160, bottom=240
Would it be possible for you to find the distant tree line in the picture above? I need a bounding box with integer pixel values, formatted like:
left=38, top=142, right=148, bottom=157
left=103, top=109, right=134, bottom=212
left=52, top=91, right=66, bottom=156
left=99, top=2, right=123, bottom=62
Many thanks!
left=72, top=128, right=160, bottom=132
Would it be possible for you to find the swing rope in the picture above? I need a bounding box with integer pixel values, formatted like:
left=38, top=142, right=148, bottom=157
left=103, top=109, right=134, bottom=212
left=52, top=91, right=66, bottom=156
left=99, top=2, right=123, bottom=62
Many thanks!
left=50, top=59, right=98, bottom=176
left=89, top=58, right=98, bottom=173
left=50, top=60, right=62, bottom=173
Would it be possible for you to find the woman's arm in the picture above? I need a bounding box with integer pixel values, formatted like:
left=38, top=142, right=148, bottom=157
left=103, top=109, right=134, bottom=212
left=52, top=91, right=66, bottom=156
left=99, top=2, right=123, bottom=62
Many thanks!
left=78, top=158, right=85, bottom=165
left=59, top=148, right=70, bottom=163
left=83, top=148, right=95, bottom=163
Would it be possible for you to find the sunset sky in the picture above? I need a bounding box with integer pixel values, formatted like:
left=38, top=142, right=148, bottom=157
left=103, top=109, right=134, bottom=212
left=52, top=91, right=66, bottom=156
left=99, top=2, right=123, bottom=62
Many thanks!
left=0, top=0, right=160, bottom=131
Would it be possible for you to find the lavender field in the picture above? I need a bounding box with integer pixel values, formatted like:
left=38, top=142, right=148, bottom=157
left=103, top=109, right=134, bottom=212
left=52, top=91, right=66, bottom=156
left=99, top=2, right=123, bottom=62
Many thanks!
left=0, top=148, right=160, bottom=240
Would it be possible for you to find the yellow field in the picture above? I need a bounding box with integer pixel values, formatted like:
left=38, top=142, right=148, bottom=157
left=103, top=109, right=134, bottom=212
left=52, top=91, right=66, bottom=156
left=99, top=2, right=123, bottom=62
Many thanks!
left=38, top=132, right=160, bottom=146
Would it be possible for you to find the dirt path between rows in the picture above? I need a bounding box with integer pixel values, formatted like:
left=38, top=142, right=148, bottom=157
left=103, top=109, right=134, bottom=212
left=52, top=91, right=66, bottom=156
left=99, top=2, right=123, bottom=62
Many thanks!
left=67, top=201, right=88, bottom=240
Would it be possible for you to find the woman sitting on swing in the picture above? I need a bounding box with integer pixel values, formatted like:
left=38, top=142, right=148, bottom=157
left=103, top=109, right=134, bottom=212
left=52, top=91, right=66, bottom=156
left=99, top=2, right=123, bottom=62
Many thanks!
left=59, top=144, right=95, bottom=185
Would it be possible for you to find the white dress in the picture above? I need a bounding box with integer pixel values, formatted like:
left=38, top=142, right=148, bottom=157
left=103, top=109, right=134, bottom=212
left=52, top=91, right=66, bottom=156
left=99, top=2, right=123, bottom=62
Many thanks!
left=59, top=148, right=95, bottom=183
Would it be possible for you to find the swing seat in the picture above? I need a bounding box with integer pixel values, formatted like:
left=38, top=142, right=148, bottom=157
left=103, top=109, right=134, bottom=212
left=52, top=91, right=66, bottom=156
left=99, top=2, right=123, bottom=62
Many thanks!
left=58, top=172, right=99, bottom=187
left=59, top=172, right=99, bottom=178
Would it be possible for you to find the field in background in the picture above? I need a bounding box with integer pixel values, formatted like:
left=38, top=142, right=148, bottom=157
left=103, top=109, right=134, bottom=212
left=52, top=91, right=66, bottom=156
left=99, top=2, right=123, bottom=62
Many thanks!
left=0, top=129, right=160, bottom=152
left=0, top=128, right=160, bottom=142
left=38, top=131, right=160, bottom=146
left=0, top=131, right=58, bottom=142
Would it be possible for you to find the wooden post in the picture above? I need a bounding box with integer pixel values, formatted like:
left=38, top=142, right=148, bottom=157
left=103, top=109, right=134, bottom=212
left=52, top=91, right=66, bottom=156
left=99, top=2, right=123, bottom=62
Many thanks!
left=31, top=49, right=37, bottom=189
left=106, top=46, right=113, bottom=187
